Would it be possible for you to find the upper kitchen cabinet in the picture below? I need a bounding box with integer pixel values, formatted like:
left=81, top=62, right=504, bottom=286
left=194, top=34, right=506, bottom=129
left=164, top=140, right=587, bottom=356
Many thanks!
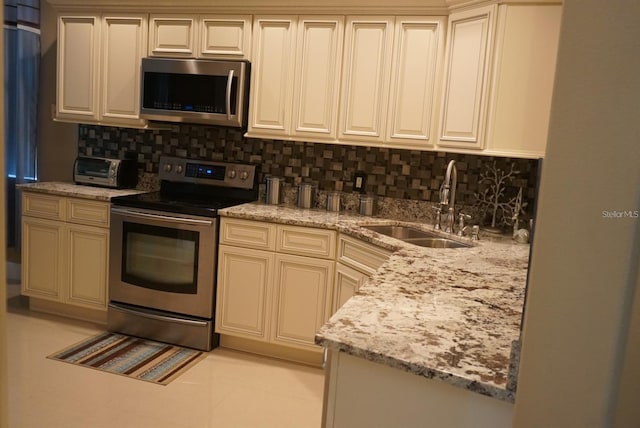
left=148, top=14, right=251, bottom=59
left=56, top=15, right=101, bottom=122
left=291, top=16, right=344, bottom=140
left=56, top=14, right=148, bottom=128
left=483, top=3, right=561, bottom=157
left=148, top=15, right=196, bottom=57
left=247, top=15, right=344, bottom=141
left=386, top=16, right=445, bottom=147
left=248, top=14, right=444, bottom=148
left=247, top=16, right=297, bottom=136
left=438, top=2, right=561, bottom=157
left=438, top=5, right=496, bottom=151
left=338, top=16, right=394, bottom=144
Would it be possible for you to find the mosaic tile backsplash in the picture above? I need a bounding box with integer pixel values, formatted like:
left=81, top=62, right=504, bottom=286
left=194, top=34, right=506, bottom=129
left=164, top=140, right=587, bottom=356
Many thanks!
left=78, top=124, right=541, bottom=228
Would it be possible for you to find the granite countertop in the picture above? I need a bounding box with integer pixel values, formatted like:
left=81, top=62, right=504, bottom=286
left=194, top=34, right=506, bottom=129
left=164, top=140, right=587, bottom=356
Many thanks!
left=219, top=202, right=529, bottom=403
left=17, top=181, right=146, bottom=201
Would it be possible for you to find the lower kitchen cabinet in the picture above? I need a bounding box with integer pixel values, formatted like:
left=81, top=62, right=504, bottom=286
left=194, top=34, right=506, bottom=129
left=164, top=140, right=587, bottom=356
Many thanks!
left=66, top=224, right=109, bottom=308
left=21, top=191, right=110, bottom=321
left=333, top=234, right=392, bottom=312
left=216, top=245, right=275, bottom=340
left=22, top=216, right=65, bottom=300
left=333, top=262, right=368, bottom=312
left=271, top=253, right=334, bottom=350
left=216, top=217, right=336, bottom=356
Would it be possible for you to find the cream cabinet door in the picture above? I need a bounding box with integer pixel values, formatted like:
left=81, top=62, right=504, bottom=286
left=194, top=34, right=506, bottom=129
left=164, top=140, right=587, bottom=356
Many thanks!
left=148, top=15, right=197, bottom=57
left=21, top=216, right=65, bottom=301
left=216, top=245, right=275, bottom=341
left=67, top=224, right=109, bottom=309
left=483, top=4, right=561, bottom=157
left=248, top=16, right=297, bottom=137
left=101, top=15, right=147, bottom=126
left=387, top=17, right=445, bottom=146
left=56, top=15, right=101, bottom=122
left=438, top=5, right=496, bottom=150
left=200, top=15, right=252, bottom=59
left=339, top=16, right=394, bottom=143
left=291, top=16, right=344, bottom=140
left=271, top=253, right=334, bottom=351
left=333, top=262, right=368, bottom=313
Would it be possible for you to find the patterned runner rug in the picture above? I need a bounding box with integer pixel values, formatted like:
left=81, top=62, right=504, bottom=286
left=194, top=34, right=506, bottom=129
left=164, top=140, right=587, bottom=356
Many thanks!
left=47, top=332, right=206, bottom=385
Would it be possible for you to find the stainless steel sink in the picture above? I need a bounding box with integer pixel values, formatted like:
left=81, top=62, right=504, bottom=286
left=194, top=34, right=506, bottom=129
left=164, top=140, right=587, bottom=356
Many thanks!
left=362, top=225, right=471, bottom=249
left=406, top=237, right=470, bottom=249
left=362, top=225, right=438, bottom=239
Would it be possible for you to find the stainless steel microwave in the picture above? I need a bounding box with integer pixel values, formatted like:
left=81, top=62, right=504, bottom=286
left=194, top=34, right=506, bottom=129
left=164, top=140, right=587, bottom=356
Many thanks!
left=140, top=57, right=250, bottom=128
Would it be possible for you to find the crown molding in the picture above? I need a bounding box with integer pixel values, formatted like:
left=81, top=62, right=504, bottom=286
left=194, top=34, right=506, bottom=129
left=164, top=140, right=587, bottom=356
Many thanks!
left=47, top=0, right=450, bottom=15
left=46, top=0, right=561, bottom=16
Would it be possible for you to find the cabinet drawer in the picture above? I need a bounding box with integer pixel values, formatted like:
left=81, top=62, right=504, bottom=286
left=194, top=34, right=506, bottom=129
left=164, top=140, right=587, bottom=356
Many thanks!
left=22, top=193, right=65, bottom=221
left=67, top=199, right=110, bottom=227
left=277, top=225, right=336, bottom=259
left=219, top=218, right=276, bottom=251
left=338, top=234, right=392, bottom=275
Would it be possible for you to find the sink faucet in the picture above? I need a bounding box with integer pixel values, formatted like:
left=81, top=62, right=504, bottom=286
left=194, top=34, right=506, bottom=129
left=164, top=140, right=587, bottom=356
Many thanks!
left=440, top=160, right=457, bottom=233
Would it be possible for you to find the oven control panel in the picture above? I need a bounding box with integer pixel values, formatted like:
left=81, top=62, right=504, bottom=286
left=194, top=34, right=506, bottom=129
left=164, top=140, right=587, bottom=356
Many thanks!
left=158, top=156, right=256, bottom=189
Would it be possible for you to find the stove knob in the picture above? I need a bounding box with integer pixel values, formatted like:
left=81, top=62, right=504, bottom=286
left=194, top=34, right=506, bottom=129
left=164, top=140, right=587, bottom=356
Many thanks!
left=175, top=164, right=184, bottom=174
left=228, top=169, right=237, bottom=179
left=240, top=171, right=249, bottom=181
left=164, top=163, right=172, bottom=172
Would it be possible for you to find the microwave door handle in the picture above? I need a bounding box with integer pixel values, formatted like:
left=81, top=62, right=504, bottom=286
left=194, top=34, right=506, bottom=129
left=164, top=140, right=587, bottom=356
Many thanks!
left=226, top=69, right=234, bottom=120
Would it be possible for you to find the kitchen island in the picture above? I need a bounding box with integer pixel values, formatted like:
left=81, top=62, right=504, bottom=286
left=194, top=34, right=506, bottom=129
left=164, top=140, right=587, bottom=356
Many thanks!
left=219, top=202, right=529, bottom=427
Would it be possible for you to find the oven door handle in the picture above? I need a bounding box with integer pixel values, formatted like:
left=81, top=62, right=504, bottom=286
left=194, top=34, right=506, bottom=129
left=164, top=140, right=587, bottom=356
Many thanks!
left=226, top=69, right=234, bottom=121
left=111, top=207, right=214, bottom=226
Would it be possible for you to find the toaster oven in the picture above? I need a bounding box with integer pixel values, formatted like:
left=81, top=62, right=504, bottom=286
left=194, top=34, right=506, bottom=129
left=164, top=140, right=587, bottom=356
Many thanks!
left=73, top=156, right=138, bottom=189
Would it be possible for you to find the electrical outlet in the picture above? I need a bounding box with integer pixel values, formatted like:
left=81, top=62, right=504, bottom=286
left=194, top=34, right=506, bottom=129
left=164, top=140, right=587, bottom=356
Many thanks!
left=353, top=172, right=367, bottom=193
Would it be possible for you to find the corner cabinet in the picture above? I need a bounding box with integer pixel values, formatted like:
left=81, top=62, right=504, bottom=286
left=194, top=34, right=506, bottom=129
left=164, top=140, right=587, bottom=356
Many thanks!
left=482, top=4, right=562, bottom=157
left=21, top=192, right=110, bottom=322
left=56, top=14, right=148, bottom=128
left=216, top=218, right=335, bottom=354
left=438, top=3, right=562, bottom=157
left=334, top=234, right=391, bottom=312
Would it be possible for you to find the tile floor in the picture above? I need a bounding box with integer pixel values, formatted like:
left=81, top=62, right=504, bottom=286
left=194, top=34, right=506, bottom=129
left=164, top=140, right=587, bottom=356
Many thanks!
left=5, top=272, right=325, bottom=428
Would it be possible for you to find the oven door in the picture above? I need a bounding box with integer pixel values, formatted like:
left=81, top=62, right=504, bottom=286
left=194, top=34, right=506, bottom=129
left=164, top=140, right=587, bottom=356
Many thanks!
left=109, top=206, right=217, bottom=319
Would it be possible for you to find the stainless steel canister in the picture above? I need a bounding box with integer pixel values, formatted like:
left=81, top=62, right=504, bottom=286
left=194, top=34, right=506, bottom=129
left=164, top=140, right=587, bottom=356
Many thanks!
left=359, top=194, right=376, bottom=216
left=265, top=177, right=284, bottom=205
left=326, top=191, right=341, bottom=212
left=297, top=183, right=317, bottom=209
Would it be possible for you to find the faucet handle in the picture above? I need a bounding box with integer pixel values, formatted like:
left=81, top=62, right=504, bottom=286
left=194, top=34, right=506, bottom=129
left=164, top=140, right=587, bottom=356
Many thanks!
left=471, top=225, right=480, bottom=241
left=461, top=224, right=480, bottom=240
left=432, top=204, right=443, bottom=230
left=456, top=213, right=472, bottom=236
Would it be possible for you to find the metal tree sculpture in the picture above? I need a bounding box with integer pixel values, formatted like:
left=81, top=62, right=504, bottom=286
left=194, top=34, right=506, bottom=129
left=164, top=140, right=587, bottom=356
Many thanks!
left=474, top=162, right=525, bottom=229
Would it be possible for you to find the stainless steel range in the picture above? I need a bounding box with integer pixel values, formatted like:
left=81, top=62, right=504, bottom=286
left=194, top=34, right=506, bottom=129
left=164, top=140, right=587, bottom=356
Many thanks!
left=107, top=156, right=258, bottom=351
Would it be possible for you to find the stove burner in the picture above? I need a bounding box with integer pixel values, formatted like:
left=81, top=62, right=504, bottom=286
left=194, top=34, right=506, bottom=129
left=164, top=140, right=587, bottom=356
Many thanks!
left=110, top=156, right=259, bottom=218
